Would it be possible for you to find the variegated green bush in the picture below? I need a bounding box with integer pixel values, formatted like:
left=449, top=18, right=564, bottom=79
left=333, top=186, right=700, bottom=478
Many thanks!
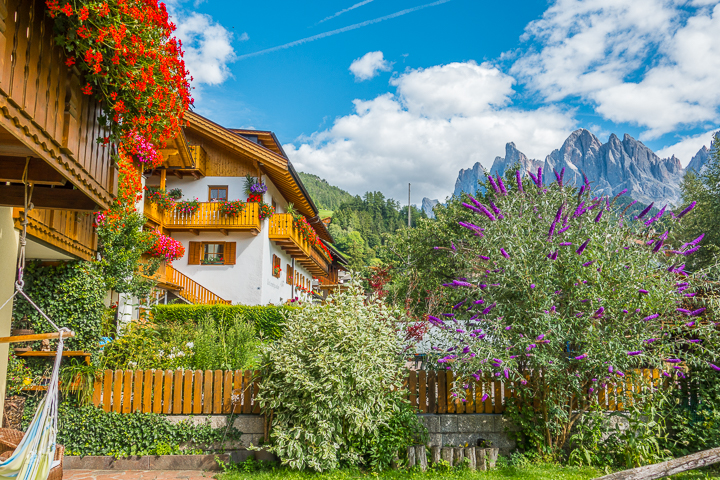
left=256, top=286, right=419, bottom=472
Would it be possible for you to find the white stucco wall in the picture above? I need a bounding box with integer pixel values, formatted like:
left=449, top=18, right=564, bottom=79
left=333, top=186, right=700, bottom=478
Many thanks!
left=150, top=173, right=313, bottom=305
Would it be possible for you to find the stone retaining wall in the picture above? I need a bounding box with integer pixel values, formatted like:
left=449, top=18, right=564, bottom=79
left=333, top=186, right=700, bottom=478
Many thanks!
left=418, top=414, right=516, bottom=455
left=165, top=415, right=265, bottom=449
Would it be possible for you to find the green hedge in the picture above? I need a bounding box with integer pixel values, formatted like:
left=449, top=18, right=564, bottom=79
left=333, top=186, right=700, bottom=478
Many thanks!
left=151, top=304, right=293, bottom=340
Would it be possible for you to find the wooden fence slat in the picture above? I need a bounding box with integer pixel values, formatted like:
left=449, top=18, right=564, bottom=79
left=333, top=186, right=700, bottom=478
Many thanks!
left=428, top=371, right=437, bottom=414
left=122, top=371, right=133, bottom=414
left=242, top=370, right=252, bottom=414
left=163, top=370, right=173, bottom=414
left=102, top=370, right=112, bottom=412
left=409, top=370, right=417, bottom=409
left=133, top=370, right=143, bottom=412
left=193, top=370, right=203, bottom=415
left=252, top=370, right=261, bottom=414
left=495, top=380, right=503, bottom=414
left=203, top=370, right=213, bottom=414
left=223, top=371, right=232, bottom=414
left=173, top=370, right=183, bottom=414
left=143, top=370, right=153, bottom=413
left=418, top=370, right=427, bottom=413
left=475, top=378, right=483, bottom=413
left=608, top=381, right=617, bottom=411
left=153, top=370, right=164, bottom=413
left=183, top=370, right=193, bottom=414
left=92, top=374, right=102, bottom=408
left=233, top=370, right=242, bottom=414
left=112, top=370, right=123, bottom=413
left=437, top=370, right=447, bottom=413
left=213, top=370, right=223, bottom=414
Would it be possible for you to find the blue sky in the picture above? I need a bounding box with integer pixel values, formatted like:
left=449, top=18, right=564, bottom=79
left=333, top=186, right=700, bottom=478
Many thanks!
left=168, top=0, right=720, bottom=202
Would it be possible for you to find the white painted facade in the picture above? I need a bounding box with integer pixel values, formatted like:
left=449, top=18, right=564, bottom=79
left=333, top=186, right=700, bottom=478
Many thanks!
left=146, top=174, right=314, bottom=305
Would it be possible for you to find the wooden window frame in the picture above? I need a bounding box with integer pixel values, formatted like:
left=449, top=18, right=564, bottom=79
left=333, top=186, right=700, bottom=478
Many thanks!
left=286, top=264, right=293, bottom=285
left=272, top=254, right=282, bottom=278
left=208, top=185, right=228, bottom=202
left=188, top=241, right=236, bottom=265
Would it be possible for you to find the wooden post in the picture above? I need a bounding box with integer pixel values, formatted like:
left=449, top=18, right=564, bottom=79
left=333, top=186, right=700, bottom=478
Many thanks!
left=416, top=446, right=427, bottom=471
left=407, top=446, right=416, bottom=468
left=465, top=447, right=476, bottom=470
left=431, top=446, right=441, bottom=465
left=487, top=448, right=499, bottom=468
left=441, top=447, right=453, bottom=466
left=453, top=447, right=464, bottom=467
left=594, top=446, right=720, bottom=480
left=160, top=169, right=166, bottom=191
left=476, top=448, right=487, bottom=471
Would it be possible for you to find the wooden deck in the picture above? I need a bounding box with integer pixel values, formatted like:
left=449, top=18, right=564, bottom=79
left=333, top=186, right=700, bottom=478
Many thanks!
left=269, top=213, right=331, bottom=276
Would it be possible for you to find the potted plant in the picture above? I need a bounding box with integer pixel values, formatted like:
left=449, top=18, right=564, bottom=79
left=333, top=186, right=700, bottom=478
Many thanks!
left=145, top=186, right=176, bottom=211
left=220, top=200, right=246, bottom=217
left=258, top=201, right=275, bottom=221
left=244, top=174, right=268, bottom=203
left=176, top=198, right=200, bottom=215
left=167, top=188, right=183, bottom=200
left=273, top=265, right=282, bottom=278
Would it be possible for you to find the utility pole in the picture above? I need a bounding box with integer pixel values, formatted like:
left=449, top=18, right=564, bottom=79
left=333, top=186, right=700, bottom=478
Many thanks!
left=408, top=183, right=411, bottom=228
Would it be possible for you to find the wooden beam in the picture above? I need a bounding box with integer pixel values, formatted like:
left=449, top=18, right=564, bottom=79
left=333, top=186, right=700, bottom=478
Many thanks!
left=219, top=229, right=228, bottom=236
left=160, top=170, right=167, bottom=191
left=171, top=170, right=183, bottom=179
left=0, top=185, right=98, bottom=211
left=0, top=157, right=67, bottom=185
left=189, top=229, right=199, bottom=236
left=594, top=447, right=720, bottom=480
left=0, top=331, right=76, bottom=344
left=191, top=171, right=201, bottom=180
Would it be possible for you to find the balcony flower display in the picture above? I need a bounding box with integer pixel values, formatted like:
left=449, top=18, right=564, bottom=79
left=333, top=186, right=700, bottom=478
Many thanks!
left=145, top=187, right=175, bottom=211
left=167, top=188, right=183, bottom=200
left=147, top=231, right=185, bottom=261
left=258, top=202, right=275, bottom=221
left=288, top=205, right=333, bottom=262
left=176, top=198, right=200, bottom=216
left=219, top=200, right=246, bottom=217
left=244, top=174, right=268, bottom=198
left=273, top=265, right=282, bottom=278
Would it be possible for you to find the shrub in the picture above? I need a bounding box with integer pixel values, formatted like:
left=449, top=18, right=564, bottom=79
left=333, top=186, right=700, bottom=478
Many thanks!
left=99, top=322, right=193, bottom=371
left=256, top=286, right=425, bottom=472
left=426, top=166, right=720, bottom=456
left=12, top=261, right=106, bottom=353
left=151, top=304, right=291, bottom=340
left=193, top=312, right=258, bottom=370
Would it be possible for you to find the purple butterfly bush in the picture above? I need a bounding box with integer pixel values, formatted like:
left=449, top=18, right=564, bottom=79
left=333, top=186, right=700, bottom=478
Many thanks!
left=635, top=202, right=655, bottom=220
left=594, top=210, right=603, bottom=222
left=516, top=170, right=524, bottom=193
left=677, top=201, right=696, bottom=219
left=576, top=238, right=590, bottom=255
left=614, top=189, right=628, bottom=199
left=644, top=205, right=666, bottom=226
left=497, top=176, right=507, bottom=195
left=500, top=248, right=510, bottom=259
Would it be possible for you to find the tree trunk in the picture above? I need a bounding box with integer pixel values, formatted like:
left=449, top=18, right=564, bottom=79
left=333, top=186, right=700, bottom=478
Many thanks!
left=431, top=446, right=441, bottom=465
left=441, top=447, right=453, bottom=466
left=407, top=445, right=416, bottom=468
left=465, top=447, right=476, bottom=470
left=487, top=448, right=499, bottom=468
left=453, top=447, right=464, bottom=467
left=594, top=447, right=720, bottom=480
left=476, top=448, right=487, bottom=471
left=416, top=446, right=427, bottom=472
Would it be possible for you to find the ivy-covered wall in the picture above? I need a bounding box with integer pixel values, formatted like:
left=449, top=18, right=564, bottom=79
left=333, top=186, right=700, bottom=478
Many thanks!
left=12, top=261, right=105, bottom=353
left=151, top=304, right=292, bottom=340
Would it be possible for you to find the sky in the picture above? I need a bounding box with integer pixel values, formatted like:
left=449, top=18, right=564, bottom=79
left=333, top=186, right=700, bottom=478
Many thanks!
left=166, top=0, right=720, bottom=204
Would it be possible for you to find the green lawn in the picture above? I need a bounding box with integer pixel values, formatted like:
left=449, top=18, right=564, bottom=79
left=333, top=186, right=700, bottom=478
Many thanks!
left=318, top=209, right=334, bottom=219
left=218, top=463, right=720, bottom=480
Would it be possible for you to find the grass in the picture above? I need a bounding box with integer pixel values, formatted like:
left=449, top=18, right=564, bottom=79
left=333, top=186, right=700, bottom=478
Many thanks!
left=318, top=209, right=334, bottom=219
left=218, top=461, right=720, bottom=480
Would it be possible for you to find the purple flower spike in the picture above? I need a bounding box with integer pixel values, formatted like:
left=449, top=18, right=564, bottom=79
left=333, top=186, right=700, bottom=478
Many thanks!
left=608, top=366, right=614, bottom=373
left=504, top=369, right=509, bottom=379
left=583, top=172, right=590, bottom=187
left=560, top=242, right=572, bottom=246
left=636, top=202, right=655, bottom=220
left=560, top=167, right=565, bottom=185
left=683, top=246, right=700, bottom=256
left=644, top=338, right=656, bottom=343
left=594, top=210, right=603, bottom=223
left=643, top=314, right=659, bottom=321
left=665, top=359, right=682, bottom=363
left=468, top=195, right=497, bottom=221
left=709, top=363, right=720, bottom=372
left=500, top=248, right=510, bottom=259
left=691, top=308, right=706, bottom=316
left=528, top=172, right=538, bottom=186
left=548, top=221, right=557, bottom=237
left=554, top=169, right=561, bottom=185
left=489, top=200, right=504, bottom=219
left=481, top=302, right=496, bottom=315
left=583, top=260, right=595, bottom=267
left=576, top=238, right=590, bottom=255
left=662, top=372, right=671, bottom=377
left=497, top=176, right=507, bottom=195
left=537, top=167, right=543, bottom=187
left=594, top=307, right=604, bottom=317
left=481, top=394, right=489, bottom=402
left=627, top=351, right=642, bottom=356
left=645, top=205, right=666, bottom=226
left=515, top=170, right=524, bottom=193
left=617, top=371, right=625, bottom=377
left=487, top=175, right=500, bottom=194
left=652, top=239, right=664, bottom=253
left=677, top=201, right=696, bottom=219
left=505, top=326, right=512, bottom=331
left=614, top=188, right=628, bottom=198
left=638, top=289, right=649, bottom=294
left=575, top=354, right=587, bottom=360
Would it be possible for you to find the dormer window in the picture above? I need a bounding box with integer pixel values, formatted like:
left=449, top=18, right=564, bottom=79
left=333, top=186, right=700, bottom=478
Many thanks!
left=209, top=186, right=228, bottom=202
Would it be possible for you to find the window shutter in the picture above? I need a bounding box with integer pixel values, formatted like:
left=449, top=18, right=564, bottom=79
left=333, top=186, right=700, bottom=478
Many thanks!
left=188, top=242, right=201, bottom=265
left=224, top=242, right=236, bottom=265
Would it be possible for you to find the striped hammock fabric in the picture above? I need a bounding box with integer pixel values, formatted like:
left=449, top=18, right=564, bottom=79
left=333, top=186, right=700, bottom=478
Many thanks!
left=0, top=334, right=64, bottom=480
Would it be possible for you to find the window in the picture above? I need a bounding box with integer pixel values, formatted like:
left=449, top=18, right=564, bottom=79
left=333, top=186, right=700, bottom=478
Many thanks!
left=208, top=186, right=228, bottom=202
left=286, top=264, right=293, bottom=284
left=188, top=242, right=236, bottom=265
left=272, top=255, right=282, bottom=278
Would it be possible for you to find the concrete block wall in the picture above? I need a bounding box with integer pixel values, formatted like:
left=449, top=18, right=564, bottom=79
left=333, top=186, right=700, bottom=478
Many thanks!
left=166, top=415, right=265, bottom=449
left=418, top=414, right=517, bottom=455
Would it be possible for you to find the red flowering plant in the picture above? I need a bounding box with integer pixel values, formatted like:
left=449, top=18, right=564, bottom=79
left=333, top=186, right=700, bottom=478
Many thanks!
left=219, top=200, right=245, bottom=217
left=288, top=206, right=333, bottom=262
left=176, top=198, right=200, bottom=216
left=144, top=186, right=175, bottom=211
left=45, top=0, right=193, bottom=158
left=146, top=231, right=185, bottom=262
left=258, top=202, right=275, bottom=221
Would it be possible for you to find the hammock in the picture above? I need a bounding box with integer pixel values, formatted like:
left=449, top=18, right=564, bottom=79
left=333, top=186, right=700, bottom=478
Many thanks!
left=0, top=167, right=73, bottom=480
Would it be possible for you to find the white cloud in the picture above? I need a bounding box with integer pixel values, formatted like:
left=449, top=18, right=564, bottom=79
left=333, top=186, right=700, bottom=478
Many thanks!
left=512, top=1, right=720, bottom=139
left=656, top=129, right=717, bottom=166
left=172, top=12, right=236, bottom=87
left=239, top=32, right=249, bottom=42
left=286, top=62, right=575, bottom=201
left=349, top=51, right=393, bottom=81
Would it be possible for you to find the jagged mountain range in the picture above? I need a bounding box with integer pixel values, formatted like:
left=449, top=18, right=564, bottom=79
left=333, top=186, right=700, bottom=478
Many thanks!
left=422, top=129, right=713, bottom=218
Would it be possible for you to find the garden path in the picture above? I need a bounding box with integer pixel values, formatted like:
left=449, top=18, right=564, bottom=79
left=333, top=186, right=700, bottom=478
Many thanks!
left=64, top=470, right=215, bottom=480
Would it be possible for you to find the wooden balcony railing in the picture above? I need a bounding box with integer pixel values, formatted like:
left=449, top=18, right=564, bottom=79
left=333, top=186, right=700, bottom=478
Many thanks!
left=166, top=265, right=230, bottom=305
left=0, top=0, right=117, bottom=210
left=12, top=207, right=96, bottom=260
left=143, top=198, right=164, bottom=227
left=163, top=202, right=260, bottom=232
left=269, top=213, right=330, bottom=276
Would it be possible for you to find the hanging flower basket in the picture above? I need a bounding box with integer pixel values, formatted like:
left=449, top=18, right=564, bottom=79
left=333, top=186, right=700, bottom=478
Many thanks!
left=176, top=199, right=200, bottom=216
left=258, top=202, right=275, bottom=220
left=145, top=187, right=176, bottom=211
left=146, top=231, right=185, bottom=261
left=220, top=200, right=246, bottom=217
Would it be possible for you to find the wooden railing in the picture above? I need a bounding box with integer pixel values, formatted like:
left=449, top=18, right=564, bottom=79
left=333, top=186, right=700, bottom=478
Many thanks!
left=166, top=265, right=230, bottom=305
left=164, top=202, right=260, bottom=231
left=92, top=369, right=258, bottom=414
left=269, top=213, right=330, bottom=275
left=12, top=207, right=96, bottom=260
left=0, top=0, right=117, bottom=209
left=90, top=368, right=669, bottom=415
left=143, top=198, right=164, bottom=226
left=188, top=145, right=207, bottom=175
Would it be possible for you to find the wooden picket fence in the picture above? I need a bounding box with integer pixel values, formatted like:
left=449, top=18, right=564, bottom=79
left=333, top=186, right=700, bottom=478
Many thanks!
left=92, top=368, right=665, bottom=415
left=404, top=368, right=665, bottom=414
left=91, top=369, right=260, bottom=415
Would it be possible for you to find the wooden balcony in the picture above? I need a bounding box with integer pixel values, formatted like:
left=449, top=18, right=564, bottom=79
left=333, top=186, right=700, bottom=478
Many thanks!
left=269, top=213, right=331, bottom=276
left=144, top=259, right=230, bottom=305
left=12, top=207, right=96, bottom=260
left=0, top=0, right=117, bottom=211
left=143, top=198, right=164, bottom=227
left=163, top=201, right=261, bottom=234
